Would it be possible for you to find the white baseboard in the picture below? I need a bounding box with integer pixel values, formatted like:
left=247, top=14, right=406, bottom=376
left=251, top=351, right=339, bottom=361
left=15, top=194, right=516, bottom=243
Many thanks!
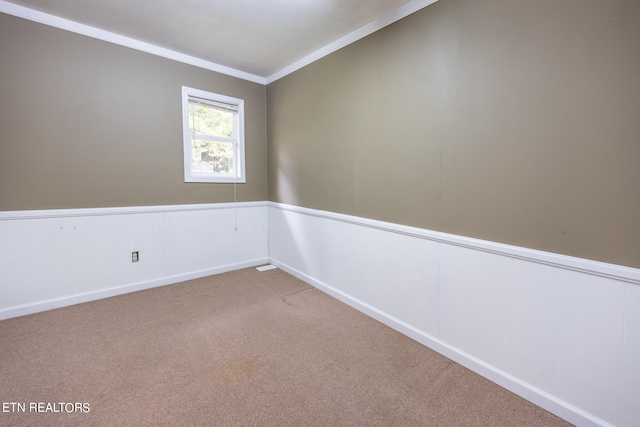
left=0, top=202, right=269, bottom=319
left=268, top=202, right=640, bottom=427
left=0, top=258, right=268, bottom=321
left=1, top=200, right=637, bottom=427
left=270, top=259, right=611, bottom=427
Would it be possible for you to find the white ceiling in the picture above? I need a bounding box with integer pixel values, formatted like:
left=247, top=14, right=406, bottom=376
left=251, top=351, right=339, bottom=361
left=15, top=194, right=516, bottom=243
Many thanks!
left=1, top=0, right=439, bottom=83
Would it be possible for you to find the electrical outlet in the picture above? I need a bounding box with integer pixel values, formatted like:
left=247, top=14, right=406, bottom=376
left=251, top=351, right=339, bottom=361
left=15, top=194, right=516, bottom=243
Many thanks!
left=132, top=251, right=139, bottom=262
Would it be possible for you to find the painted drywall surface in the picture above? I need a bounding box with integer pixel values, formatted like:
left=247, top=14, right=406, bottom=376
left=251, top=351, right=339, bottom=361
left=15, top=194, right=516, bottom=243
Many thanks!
left=0, top=13, right=267, bottom=210
left=267, top=0, right=640, bottom=269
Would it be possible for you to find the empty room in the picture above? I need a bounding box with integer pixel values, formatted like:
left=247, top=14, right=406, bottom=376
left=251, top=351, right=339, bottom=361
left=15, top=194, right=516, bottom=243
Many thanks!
left=1, top=0, right=638, bottom=426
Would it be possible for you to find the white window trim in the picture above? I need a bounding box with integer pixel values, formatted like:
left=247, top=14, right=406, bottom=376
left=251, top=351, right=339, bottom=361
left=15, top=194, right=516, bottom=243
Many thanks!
left=181, top=86, right=246, bottom=183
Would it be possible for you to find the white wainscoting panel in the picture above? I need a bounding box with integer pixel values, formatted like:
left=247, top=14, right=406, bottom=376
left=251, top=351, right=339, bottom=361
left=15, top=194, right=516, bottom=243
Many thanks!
left=325, top=218, right=440, bottom=336
left=508, top=259, right=557, bottom=393
left=2, top=201, right=638, bottom=426
left=439, top=245, right=513, bottom=372
left=0, top=202, right=268, bottom=320
left=268, top=206, right=327, bottom=285
left=268, top=202, right=640, bottom=427
left=552, top=270, right=625, bottom=425
left=0, top=215, right=118, bottom=307
left=113, top=212, right=166, bottom=286
left=623, top=283, right=640, bottom=427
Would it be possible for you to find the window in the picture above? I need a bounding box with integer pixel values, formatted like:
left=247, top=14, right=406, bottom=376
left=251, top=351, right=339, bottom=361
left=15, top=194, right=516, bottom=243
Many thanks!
left=182, top=86, right=245, bottom=183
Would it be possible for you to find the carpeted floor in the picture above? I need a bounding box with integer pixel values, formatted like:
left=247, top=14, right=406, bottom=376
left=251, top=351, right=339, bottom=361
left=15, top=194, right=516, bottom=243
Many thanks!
left=0, top=267, right=571, bottom=426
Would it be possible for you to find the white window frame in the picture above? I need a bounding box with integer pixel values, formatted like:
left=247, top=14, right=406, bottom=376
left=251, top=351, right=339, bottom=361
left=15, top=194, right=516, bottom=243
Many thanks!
left=181, top=86, right=246, bottom=183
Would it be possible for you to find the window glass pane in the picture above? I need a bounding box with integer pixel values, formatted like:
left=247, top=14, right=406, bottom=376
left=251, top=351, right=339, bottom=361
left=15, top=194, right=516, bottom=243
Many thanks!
left=191, top=140, right=235, bottom=174
left=182, top=86, right=245, bottom=183
left=189, top=102, right=234, bottom=139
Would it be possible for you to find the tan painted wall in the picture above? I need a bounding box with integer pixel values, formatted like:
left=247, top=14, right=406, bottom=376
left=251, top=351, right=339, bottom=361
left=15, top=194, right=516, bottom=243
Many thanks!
left=267, top=0, right=640, bottom=268
left=0, top=13, right=267, bottom=210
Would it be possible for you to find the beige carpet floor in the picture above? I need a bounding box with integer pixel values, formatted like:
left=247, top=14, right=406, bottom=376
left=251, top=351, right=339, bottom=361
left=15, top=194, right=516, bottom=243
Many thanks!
left=0, top=267, right=571, bottom=426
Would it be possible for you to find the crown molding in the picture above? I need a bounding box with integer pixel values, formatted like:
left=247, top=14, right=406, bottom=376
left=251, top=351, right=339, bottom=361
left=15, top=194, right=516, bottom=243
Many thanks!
left=0, top=0, right=267, bottom=85
left=1, top=0, right=440, bottom=86
left=265, top=0, right=439, bottom=84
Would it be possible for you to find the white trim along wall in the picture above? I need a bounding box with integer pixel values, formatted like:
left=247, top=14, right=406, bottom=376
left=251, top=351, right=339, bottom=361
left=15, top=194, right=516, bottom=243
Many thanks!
left=0, top=202, right=269, bottom=320
left=268, top=202, right=640, bottom=427
left=0, top=0, right=440, bottom=85
left=1, top=201, right=639, bottom=427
